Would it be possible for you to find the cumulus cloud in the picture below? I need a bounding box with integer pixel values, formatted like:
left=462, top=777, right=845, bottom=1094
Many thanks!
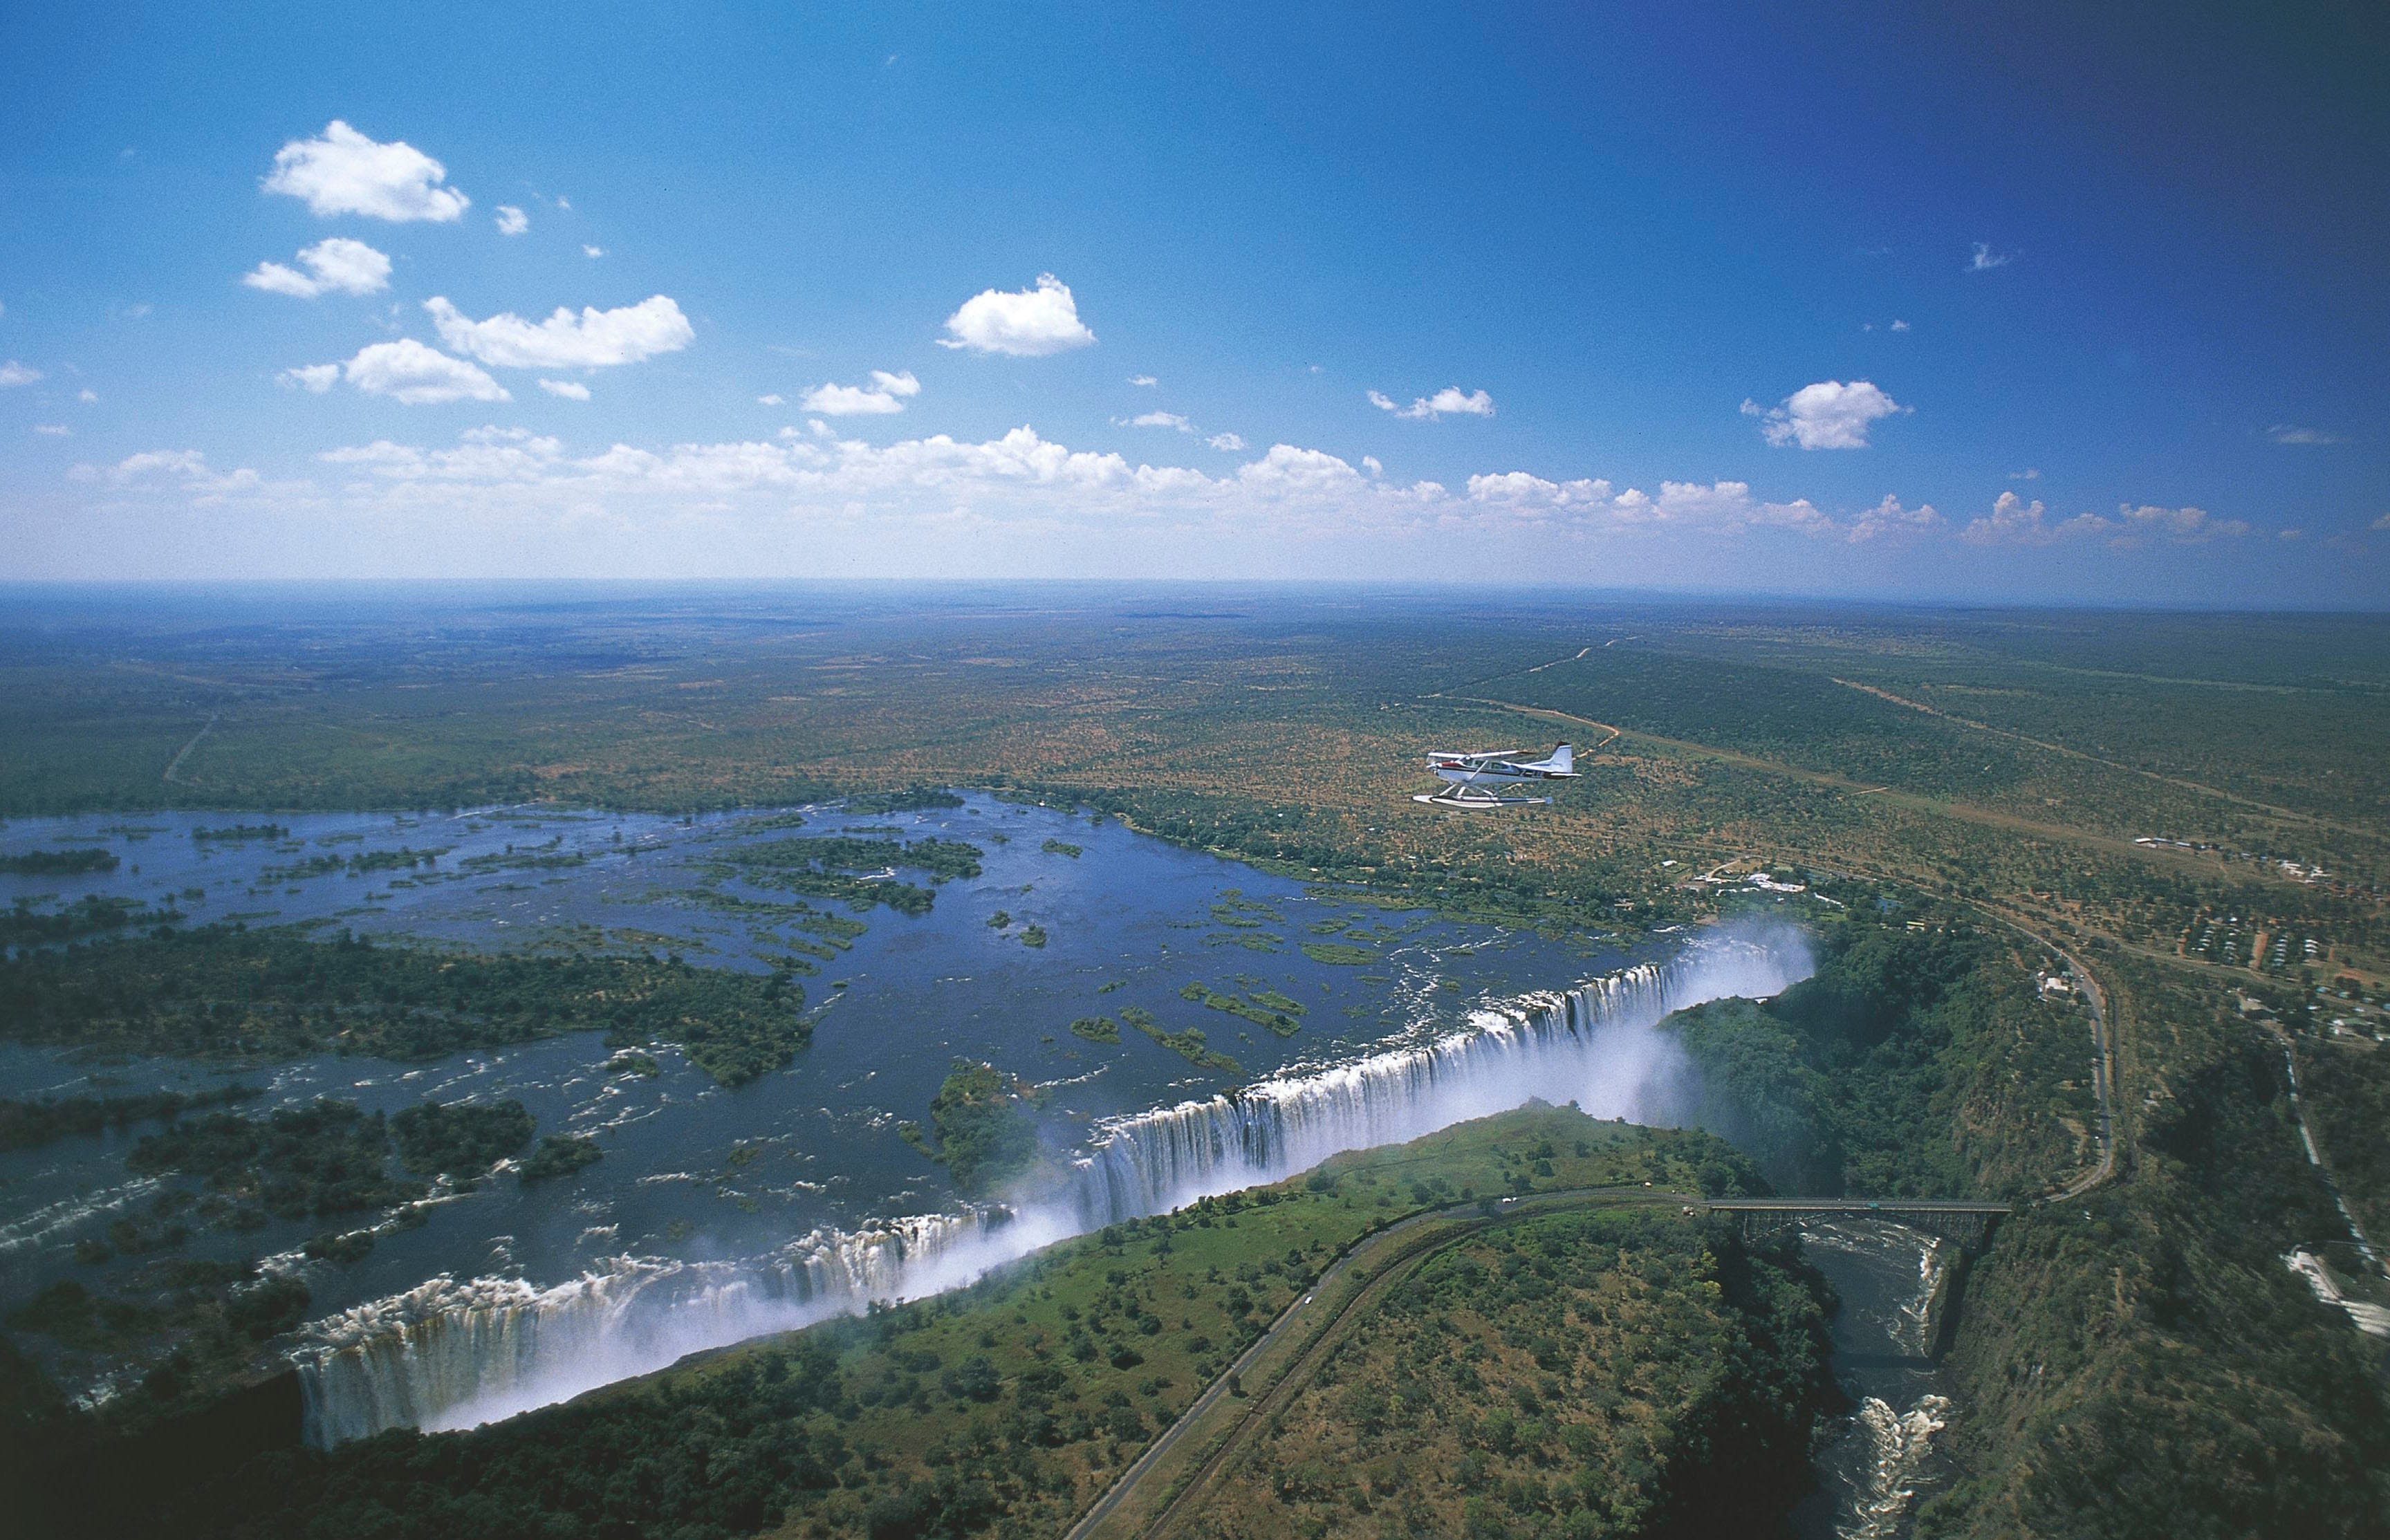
left=321, top=425, right=566, bottom=483
left=801, top=369, right=922, bottom=416
left=1846, top=494, right=1943, bottom=542
left=584, top=245, right=604, bottom=259
left=1129, top=374, right=1158, bottom=387
left=1128, top=411, right=1190, bottom=432
left=33, top=423, right=70, bottom=436
left=2105, top=503, right=2251, bottom=546
left=240, top=411, right=2261, bottom=580
left=1465, top=471, right=1882, bottom=539
left=1967, top=241, right=2012, bottom=272
left=1744, top=380, right=1902, bottom=449
left=78, top=389, right=98, bottom=402
left=279, top=363, right=340, bottom=393
left=939, top=273, right=1095, bottom=355
left=1960, top=492, right=2068, bottom=545
left=757, top=393, right=785, bottom=406
left=1368, top=386, right=1495, bottom=419
left=263, top=120, right=467, bottom=222
left=1207, top=433, right=1246, bottom=452
left=242, top=236, right=392, bottom=299
left=494, top=205, right=529, bottom=236
left=1891, top=319, right=1911, bottom=331
left=539, top=379, right=591, bottom=400
left=335, top=340, right=510, bottom=404
left=2268, top=425, right=2344, bottom=445
left=84, top=449, right=263, bottom=500
left=425, top=295, right=693, bottom=369
left=0, top=360, right=41, bottom=387
left=1960, top=492, right=2248, bottom=547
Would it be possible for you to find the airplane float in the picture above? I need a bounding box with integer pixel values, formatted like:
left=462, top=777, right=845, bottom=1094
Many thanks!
left=1415, top=743, right=1579, bottom=808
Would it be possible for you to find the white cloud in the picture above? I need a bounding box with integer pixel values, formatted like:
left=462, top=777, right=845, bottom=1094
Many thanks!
left=425, top=295, right=694, bottom=369
left=1129, top=411, right=1190, bottom=432
left=2106, top=503, right=2250, bottom=546
left=78, top=389, right=98, bottom=403
left=0, top=360, right=43, bottom=387
left=242, top=236, right=391, bottom=299
left=584, top=245, right=604, bottom=259
left=263, top=120, right=467, bottom=222
left=1464, top=471, right=1875, bottom=539
left=939, top=272, right=1095, bottom=355
left=279, top=363, right=340, bottom=393
left=2268, top=425, right=2344, bottom=445
left=1960, top=492, right=2065, bottom=545
left=758, top=393, right=785, bottom=406
left=89, top=449, right=263, bottom=499
left=322, top=426, right=566, bottom=483
left=2009, top=467, right=2040, bottom=481
left=2371, top=512, right=2390, bottom=532
left=801, top=369, right=922, bottom=416
left=1960, top=492, right=2248, bottom=548
left=1207, top=432, right=1246, bottom=452
left=339, top=340, right=510, bottom=405
left=1890, top=319, right=1911, bottom=331
left=539, top=379, right=591, bottom=400
left=1967, top=241, right=2012, bottom=272
left=1369, top=386, right=1495, bottom=419
left=1846, top=494, right=1943, bottom=542
left=494, top=205, right=529, bottom=236
left=33, top=423, right=70, bottom=436
left=1129, top=375, right=1158, bottom=387
left=1744, top=380, right=1902, bottom=449
left=109, top=449, right=210, bottom=481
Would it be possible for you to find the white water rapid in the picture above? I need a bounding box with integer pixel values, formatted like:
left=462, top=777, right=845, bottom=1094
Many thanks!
left=294, top=927, right=1812, bottom=1445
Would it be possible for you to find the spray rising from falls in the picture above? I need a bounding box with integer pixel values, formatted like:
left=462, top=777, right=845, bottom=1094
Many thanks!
left=1072, top=933, right=1807, bottom=1225
left=295, top=927, right=1811, bottom=1445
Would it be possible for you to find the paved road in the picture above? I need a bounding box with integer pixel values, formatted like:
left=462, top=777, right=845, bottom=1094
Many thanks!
left=1064, top=1187, right=1697, bottom=1540
left=1710, top=1197, right=2011, bottom=1214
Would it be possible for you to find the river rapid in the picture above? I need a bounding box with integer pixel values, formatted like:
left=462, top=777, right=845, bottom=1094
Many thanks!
left=1793, top=1220, right=1961, bottom=1540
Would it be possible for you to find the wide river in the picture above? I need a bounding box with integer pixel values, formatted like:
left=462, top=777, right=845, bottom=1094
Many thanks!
left=0, top=795, right=1944, bottom=1534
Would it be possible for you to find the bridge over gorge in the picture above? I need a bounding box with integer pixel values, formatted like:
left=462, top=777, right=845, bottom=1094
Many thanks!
left=1705, top=1197, right=2013, bottom=1252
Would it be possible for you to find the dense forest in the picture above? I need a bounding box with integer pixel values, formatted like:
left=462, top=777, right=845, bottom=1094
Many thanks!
left=1180, top=1206, right=1833, bottom=1539
left=1658, top=907, right=2094, bottom=1197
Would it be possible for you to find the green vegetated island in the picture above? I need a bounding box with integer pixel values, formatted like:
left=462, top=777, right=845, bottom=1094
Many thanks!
left=1, top=592, right=2388, bottom=1539
left=0, top=924, right=812, bottom=1088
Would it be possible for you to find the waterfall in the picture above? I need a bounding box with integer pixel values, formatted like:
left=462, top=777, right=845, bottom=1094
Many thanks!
left=294, top=927, right=1810, bottom=1445
left=1073, top=937, right=1807, bottom=1225
left=298, top=1208, right=1071, bottom=1441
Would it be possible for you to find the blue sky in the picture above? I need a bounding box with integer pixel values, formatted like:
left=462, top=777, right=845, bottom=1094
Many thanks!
left=1, top=2, right=2384, bottom=602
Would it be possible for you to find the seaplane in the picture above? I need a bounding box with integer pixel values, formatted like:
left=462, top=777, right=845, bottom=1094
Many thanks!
left=1414, top=743, right=1579, bottom=808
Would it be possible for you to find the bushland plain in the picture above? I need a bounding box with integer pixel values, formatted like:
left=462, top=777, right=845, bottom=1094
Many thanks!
left=1, top=584, right=2387, bottom=1539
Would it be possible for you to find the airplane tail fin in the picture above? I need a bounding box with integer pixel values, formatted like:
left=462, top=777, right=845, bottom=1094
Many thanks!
left=1547, top=743, right=1573, bottom=774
